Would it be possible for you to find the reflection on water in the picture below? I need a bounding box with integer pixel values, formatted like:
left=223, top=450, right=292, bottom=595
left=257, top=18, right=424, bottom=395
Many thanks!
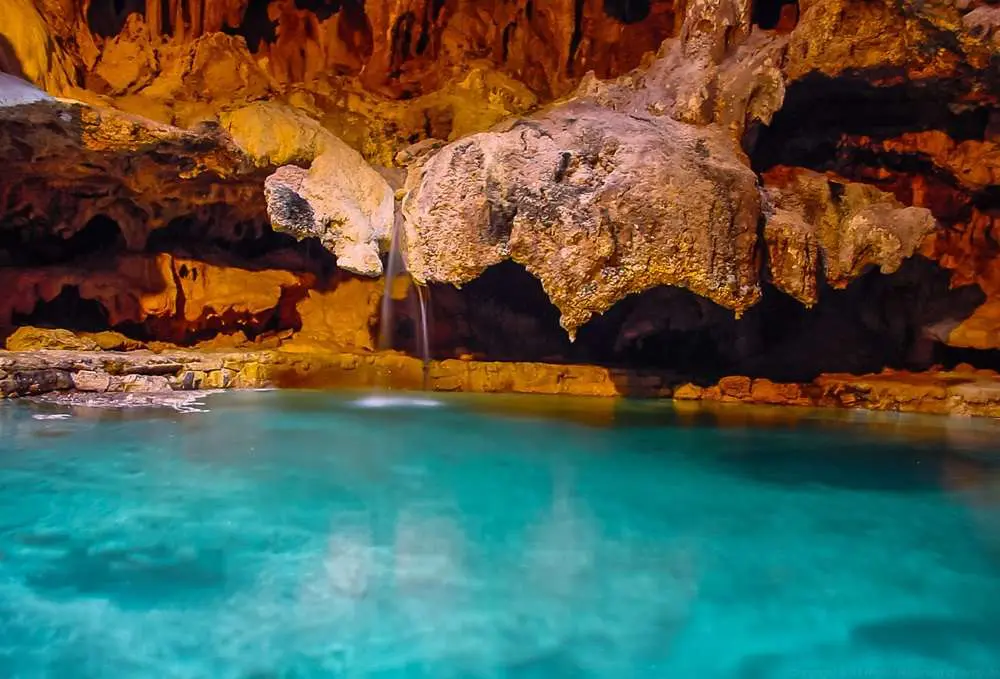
left=0, top=391, right=999, bottom=677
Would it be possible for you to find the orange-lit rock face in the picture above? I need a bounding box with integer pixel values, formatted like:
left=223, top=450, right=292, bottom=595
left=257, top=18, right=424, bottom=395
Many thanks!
left=0, top=252, right=381, bottom=350
left=40, top=0, right=681, bottom=99
left=762, top=167, right=937, bottom=304
left=1, top=0, right=1000, bottom=407
left=0, top=254, right=301, bottom=341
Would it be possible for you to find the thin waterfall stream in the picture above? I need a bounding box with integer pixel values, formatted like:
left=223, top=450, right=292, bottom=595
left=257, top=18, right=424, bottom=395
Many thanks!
left=378, top=213, right=431, bottom=390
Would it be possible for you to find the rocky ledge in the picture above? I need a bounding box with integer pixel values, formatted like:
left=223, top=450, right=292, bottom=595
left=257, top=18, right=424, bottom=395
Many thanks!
left=4, top=346, right=1000, bottom=419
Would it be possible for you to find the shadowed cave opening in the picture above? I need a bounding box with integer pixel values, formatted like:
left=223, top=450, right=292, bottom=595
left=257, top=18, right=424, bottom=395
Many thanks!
left=6, top=281, right=306, bottom=347
left=0, top=214, right=326, bottom=346
left=603, top=0, right=652, bottom=24
left=408, top=258, right=992, bottom=384
left=86, top=0, right=145, bottom=38
left=11, top=286, right=111, bottom=334
left=750, top=75, right=992, bottom=173
left=145, top=216, right=337, bottom=277
left=0, top=214, right=126, bottom=266
left=752, top=0, right=798, bottom=31
left=221, top=0, right=278, bottom=51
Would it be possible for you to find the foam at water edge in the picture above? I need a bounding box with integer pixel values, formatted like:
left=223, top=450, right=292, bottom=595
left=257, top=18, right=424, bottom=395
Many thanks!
left=351, top=396, right=443, bottom=409
left=30, top=390, right=214, bottom=413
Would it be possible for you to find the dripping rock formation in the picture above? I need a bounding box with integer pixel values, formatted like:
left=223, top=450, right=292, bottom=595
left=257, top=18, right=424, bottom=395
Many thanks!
left=0, top=0, right=999, bottom=415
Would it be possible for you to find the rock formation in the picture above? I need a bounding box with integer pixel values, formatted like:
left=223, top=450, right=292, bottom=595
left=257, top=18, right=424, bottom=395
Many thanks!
left=0, top=0, right=998, bottom=415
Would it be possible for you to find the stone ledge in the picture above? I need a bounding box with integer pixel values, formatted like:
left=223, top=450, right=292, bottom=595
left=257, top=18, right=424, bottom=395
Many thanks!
left=2, top=349, right=1000, bottom=418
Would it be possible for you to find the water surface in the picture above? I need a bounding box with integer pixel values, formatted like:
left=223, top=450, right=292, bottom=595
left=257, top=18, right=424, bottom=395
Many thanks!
left=1, top=391, right=999, bottom=678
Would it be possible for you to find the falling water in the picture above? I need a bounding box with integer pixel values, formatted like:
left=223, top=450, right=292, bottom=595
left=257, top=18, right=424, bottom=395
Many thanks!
left=378, top=213, right=431, bottom=389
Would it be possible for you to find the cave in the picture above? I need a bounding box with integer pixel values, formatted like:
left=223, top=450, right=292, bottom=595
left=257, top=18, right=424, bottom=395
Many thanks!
left=0, top=0, right=998, bottom=416
left=5, top=1, right=1000, bottom=666
left=144, top=217, right=337, bottom=277
left=414, top=258, right=987, bottom=386
left=750, top=75, right=992, bottom=173
left=603, top=0, right=652, bottom=24
left=0, top=214, right=125, bottom=266
left=220, top=0, right=278, bottom=51
left=751, top=0, right=798, bottom=31
left=86, top=0, right=145, bottom=38
left=11, top=286, right=111, bottom=334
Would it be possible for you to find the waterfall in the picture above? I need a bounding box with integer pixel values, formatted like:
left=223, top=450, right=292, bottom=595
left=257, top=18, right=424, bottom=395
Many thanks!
left=379, top=212, right=431, bottom=389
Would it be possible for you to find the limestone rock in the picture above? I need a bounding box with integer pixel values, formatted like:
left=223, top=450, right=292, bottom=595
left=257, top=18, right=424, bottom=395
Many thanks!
left=220, top=102, right=331, bottom=168
left=0, top=96, right=263, bottom=247
left=0, top=0, right=75, bottom=95
left=90, top=14, right=159, bottom=95
left=221, top=101, right=394, bottom=276
left=289, top=274, right=383, bottom=352
left=576, top=2, right=788, bottom=142
left=117, top=374, right=173, bottom=393
left=5, top=327, right=101, bottom=352
left=402, top=101, right=762, bottom=336
left=763, top=168, right=937, bottom=302
left=72, top=369, right=112, bottom=392
left=81, top=331, right=146, bottom=351
left=264, top=147, right=394, bottom=276
left=785, top=0, right=996, bottom=87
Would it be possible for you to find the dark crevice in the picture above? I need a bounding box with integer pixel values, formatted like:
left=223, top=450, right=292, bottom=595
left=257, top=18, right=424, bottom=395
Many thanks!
left=567, top=0, right=586, bottom=75
left=144, top=217, right=337, bottom=277
left=501, top=23, right=515, bottom=63
left=86, top=0, right=145, bottom=38
left=338, top=0, right=374, bottom=63
left=603, top=0, right=652, bottom=24
left=415, top=0, right=443, bottom=56
left=389, top=12, right=417, bottom=79
left=933, top=344, right=1000, bottom=373
left=220, top=0, right=277, bottom=51
left=751, top=75, right=991, bottom=173
left=0, top=214, right=125, bottom=266
left=0, top=35, right=25, bottom=78
left=12, top=286, right=111, bottom=334
left=752, top=0, right=798, bottom=31
left=293, top=0, right=340, bottom=21
left=419, top=257, right=989, bottom=383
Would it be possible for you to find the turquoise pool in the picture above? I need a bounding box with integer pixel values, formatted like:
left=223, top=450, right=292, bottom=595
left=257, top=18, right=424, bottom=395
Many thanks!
left=1, top=391, right=999, bottom=678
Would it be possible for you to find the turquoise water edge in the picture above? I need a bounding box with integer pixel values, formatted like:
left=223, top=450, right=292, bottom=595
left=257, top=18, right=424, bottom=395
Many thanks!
left=1, top=390, right=999, bottom=678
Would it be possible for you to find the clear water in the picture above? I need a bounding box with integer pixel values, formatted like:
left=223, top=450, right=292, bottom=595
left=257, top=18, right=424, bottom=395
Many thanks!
left=1, top=391, right=999, bottom=678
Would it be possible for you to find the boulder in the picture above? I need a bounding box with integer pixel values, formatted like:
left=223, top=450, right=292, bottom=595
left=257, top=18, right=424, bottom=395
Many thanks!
left=5, top=327, right=101, bottom=351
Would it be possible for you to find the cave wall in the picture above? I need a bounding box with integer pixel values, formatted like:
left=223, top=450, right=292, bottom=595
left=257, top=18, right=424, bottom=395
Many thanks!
left=0, top=0, right=998, bottom=387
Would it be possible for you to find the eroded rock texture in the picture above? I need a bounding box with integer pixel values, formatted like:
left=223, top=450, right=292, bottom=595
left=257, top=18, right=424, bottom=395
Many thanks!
left=0, top=0, right=998, bottom=408
left=402, top=103, right=762, bottom=336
